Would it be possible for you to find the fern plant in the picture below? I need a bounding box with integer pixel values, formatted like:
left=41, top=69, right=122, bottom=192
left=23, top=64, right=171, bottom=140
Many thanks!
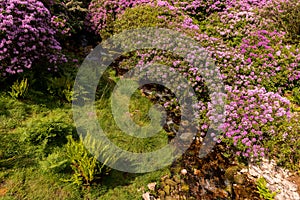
left=65, top=136, right=98, bottom=186
left=9, top=78, right=29, bottom=99
left=47, top=73, right=74, bottom=102
left=256, top=177, right=277, bottom=200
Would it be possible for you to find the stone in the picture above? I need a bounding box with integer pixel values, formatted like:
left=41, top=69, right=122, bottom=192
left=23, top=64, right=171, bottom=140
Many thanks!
left=292, top=192, right=300, bottom=200
left=275, top=193, right=285, bottom=200
left=233, top=174, right=245, bottom=184
left=181, top=169, right=187, bottom=175
left=274, top=173, right=283, bottom=180
left=248, top=167, right=260, bottom=177
left=148, top=182, right=156, bottom=191
left=273, top=177, right=281, bottom=184
left=180, top=132, right=194, bottom=141
left=263, top=174, right=275, bottom=185
left=142, top=192, right=151, bottom=200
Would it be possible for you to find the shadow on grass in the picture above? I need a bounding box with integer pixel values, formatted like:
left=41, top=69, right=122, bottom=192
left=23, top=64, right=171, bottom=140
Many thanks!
left=0, top=133, right=37, bottom=170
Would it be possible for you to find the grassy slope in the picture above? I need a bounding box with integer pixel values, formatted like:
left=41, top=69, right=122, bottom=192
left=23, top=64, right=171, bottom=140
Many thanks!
left=0, top=91, right=170, bottom=199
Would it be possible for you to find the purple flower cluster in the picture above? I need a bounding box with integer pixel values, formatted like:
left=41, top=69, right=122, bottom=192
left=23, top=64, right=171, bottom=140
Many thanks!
left=238, top=30, right=300, bottom=90
left=51, top=16, right=71, bottom=36
left=88, top=0, right=298, bottom=160
left=88, top=0, right=151, bottom=33
left=0, top=0, right=66, bottom=76
left=88, top=0, right=205, bottom=33
left=220, top=86, right=291, bottom=157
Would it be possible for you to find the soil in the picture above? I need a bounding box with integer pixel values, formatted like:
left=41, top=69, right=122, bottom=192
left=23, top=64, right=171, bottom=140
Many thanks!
left=156, top=140, right=263, bottom=200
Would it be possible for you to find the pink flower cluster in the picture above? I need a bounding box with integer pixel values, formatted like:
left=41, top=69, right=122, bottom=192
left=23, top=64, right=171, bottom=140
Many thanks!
left=0, top=0, right=66, bottom=76
left=88, top=0, right=204, bottom=33
left=220, top=86, right=291, bottom=157
left=88, top=0, right=151, bottom=32
left=87, top=0, right=298, bottom=159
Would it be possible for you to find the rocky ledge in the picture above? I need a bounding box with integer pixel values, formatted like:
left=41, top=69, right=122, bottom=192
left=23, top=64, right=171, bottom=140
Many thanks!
left=241, top=158, right=300, bottom=200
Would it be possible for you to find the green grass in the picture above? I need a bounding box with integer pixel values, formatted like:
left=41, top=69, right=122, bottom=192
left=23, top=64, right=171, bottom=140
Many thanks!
left=1, top=74, right=299, bottom=199
left=0, top=90, right=171, bottom=199
left=96, top=89, right=169, bottom=153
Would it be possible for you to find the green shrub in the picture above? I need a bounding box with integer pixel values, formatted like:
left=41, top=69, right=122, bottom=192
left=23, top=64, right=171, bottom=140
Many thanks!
left=19, top=109, right=75, bottom=154
left=47, top=74, right=74, bottom=102
left=113, top=5, right=171, bottom=33
left=291, top=87, right=300, bottom=106
left=64, top=136, right=100, bottom=186
left=39, top=148, right=71, bottom=173
left=9, top=78, right=29, bottom=99
left=264, top=116, right=300, bottom=171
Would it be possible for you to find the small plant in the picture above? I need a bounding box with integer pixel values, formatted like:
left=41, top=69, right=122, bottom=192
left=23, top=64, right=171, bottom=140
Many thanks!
left=47, top=74, right=74, bottom=102
left=291, top=87, right=300, bottom=105
left=261, top=0, right=300, bottom=44
left=9, top=78, right=29, bottom=99
left=256, top=177, right=277, bottom=200
left=64, top=136, right=98, bottom=186
left=39, top=148, right=70, bottom=173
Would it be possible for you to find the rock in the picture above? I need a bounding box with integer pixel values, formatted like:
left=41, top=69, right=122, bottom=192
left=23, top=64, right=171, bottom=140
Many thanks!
left=180, top=132, right=194, bottom=141
left=181, top=169, right=187, bottom=175
left=142, top=192, right=151, bottom=200
left=273, top=177, right=281, bottom=184
left=263, top=174, right=275, bottom=185
left=248, top=166, right=260, bottom=177
left=246, top=158, right=300, bottom=200
left=240, top=168, right=248, bottom=173
left=148, top=182, right=156, bottom=191
left=292, top=192, right=300, bottom=200
left=233, top=174, right=245, bottom=184
left=275, top=193, right=285, bottom=200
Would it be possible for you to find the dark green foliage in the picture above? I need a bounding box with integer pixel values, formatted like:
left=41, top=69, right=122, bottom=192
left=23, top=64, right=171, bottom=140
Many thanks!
left=18, top=109, right=75, bottom=153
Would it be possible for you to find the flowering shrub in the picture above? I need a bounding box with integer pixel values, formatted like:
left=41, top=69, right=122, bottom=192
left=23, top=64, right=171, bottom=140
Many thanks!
left=113, top=4, right=199, bottom=34
left=239, top=30, right=300, bottom=91
left=220, top=86, right=291, bottom=158
left=44, top=0, right=89, bottom=39
left=87, top=0, right=299, bottom=163
left=197, top=7, right=300, bottom=92
left=88, top=0, right=152, bottom=33
left=261, top=0, right=300, bottom=45
left=0, top=0, right=66, bottom=76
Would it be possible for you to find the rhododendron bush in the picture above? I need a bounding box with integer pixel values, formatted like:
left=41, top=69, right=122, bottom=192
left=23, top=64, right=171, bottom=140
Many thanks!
left=0, top=0, right=66, bottom=76
left=87, top=0, right=300, bottom=162
left=0, top=0, right=298, bottom=164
